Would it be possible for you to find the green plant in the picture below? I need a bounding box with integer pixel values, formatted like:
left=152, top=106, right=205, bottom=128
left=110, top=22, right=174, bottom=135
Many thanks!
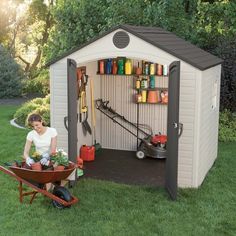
left=14, top=102, right=40, bottom=126
left=219, top=109, right=236, bottom=142
left=0, top=45, right=24, bottom=98
left=23, top=69, right=50, bottom=96
left=31, top=151, right=42, bottom=162
left=14, top=95, right=50, bottom=127
left=50, top=149, right=69, bottom=167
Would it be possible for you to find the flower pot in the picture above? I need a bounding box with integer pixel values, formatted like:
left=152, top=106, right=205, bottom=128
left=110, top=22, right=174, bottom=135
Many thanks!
left=31, top=162, right=42, bottom=171
left=54, top=165, right=65, bottom=171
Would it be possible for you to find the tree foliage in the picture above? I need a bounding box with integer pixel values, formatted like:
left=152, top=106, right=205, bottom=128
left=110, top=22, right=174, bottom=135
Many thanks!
left=0, top=0, right=54, bottom=77
left=0, top=45, right=24, bottom=98
left=0, top=0, right=235, bottom=109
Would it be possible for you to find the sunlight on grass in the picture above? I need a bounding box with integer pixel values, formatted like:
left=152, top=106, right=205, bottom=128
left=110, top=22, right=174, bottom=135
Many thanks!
left=0, top=105, right=236, bottom=236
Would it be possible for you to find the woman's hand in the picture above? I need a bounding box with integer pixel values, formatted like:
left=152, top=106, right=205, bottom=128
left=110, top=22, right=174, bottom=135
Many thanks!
left=26, top=157, right=35, bottom=166
left=40, top=153, right=50, bottom=166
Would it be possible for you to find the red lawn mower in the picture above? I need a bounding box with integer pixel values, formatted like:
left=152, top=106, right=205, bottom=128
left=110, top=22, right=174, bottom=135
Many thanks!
left=96, top=99, right=172, bottom=159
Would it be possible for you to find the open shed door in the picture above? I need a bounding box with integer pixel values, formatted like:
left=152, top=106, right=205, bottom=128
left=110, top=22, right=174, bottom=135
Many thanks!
left=166, top=61, right=181, bottom=200
left=67, top=59, right=78, bottom=163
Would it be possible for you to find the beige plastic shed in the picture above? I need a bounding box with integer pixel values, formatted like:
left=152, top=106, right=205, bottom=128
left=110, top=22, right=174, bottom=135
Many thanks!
left=47, top=25, right=222, bottom=191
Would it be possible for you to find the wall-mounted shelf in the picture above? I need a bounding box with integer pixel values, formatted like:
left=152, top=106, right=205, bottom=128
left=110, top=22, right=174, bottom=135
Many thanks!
left=97, top=73, right=168, bottom=78
left=136, top=87, right=168, bottom=91
left=136, top=102, right=168, bottom=105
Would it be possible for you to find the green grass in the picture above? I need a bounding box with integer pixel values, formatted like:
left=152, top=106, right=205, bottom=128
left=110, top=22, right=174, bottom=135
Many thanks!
left=0, top=105, right=236, bottom=236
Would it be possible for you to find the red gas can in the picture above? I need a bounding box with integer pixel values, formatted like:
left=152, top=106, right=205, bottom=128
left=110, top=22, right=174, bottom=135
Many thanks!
left=80, top=145, right=95, bottom=161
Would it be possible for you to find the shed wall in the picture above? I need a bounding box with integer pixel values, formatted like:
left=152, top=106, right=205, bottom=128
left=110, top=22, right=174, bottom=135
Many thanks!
left=50, top=63, right=68, bottom=152
left=100, top=73, right=168, bottom=150
left=196, top=65, right=221, bottom=186
left=178, top=69, right=200, bottom=187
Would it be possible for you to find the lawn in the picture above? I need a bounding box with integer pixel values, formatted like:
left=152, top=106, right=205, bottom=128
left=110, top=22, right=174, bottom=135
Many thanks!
left=0, top=105, right=236, bottom=236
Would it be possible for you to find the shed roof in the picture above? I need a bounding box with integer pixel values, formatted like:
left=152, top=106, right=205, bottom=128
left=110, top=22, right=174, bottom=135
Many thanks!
left=46, top=24, right=223, bottom=70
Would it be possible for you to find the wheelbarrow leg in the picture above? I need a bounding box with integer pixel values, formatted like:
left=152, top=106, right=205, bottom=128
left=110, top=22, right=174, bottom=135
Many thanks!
left=19, top=181, right=23, bottom=203
left=29, top=191, right=38, bottom=204
left=18, top=181, right=45, bottom=204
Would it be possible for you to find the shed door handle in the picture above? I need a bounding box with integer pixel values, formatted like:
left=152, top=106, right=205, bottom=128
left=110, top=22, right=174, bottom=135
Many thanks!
left=173, top=122, right=183, bottom=138
left=64, top=116, right=68, bottom=131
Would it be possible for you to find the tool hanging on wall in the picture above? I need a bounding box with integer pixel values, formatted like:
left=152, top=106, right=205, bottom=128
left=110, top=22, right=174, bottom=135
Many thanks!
left=90, top=78, right=102, bottom=153
left=77, top=69, right=92, bottom=135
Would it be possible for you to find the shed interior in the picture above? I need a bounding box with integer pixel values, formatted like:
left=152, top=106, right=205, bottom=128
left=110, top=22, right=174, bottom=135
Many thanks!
left=76, top=57, right=170, bottom=187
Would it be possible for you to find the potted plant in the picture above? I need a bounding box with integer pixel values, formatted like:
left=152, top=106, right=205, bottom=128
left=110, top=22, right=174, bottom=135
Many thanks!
left=50, top=149, right=69, bottom=171
left=30, top=152, right=42, bottom=171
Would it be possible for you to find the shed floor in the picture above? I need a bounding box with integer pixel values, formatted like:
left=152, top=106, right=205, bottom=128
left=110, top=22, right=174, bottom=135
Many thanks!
left=83, top=149, right=165, bottom=187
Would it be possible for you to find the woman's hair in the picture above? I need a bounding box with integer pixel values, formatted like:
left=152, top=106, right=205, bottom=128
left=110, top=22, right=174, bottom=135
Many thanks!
left=28, top=113, right=45, bottom=126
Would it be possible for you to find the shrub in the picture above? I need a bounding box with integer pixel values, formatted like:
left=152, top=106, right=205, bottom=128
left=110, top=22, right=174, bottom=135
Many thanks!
left=0, top=45, right=24, bottom=98
left=14, top=95, right=50, bottom=127
left=23, top=69, right=50, bottom=96
left=219, top=110, right=236, bottom=142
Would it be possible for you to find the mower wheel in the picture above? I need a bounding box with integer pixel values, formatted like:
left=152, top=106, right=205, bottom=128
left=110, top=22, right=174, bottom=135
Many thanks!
left=136, top=150, right=145, bottom=159
left=52, top=186, right=72, bottom=209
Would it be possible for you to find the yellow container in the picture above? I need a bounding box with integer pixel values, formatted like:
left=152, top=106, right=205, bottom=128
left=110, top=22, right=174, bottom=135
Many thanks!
left=141, top=90, right=147, bottom=103
left=125, top=59, right=132, bottom=75
left=136, top=79, right=141, bottom=89
left=150, top=63, right=155, bottom=75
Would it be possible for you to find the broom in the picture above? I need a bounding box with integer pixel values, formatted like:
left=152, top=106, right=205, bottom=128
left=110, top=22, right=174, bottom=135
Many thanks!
left=90, top=78, right=102, bottom=154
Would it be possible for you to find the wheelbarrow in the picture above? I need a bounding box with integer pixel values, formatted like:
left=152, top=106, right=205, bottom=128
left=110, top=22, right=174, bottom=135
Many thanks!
left=0, top=162, right=79, bottom=209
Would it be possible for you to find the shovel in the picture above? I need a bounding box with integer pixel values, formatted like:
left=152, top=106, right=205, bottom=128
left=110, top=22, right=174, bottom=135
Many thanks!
left=80, top=91, right=92, bottom=135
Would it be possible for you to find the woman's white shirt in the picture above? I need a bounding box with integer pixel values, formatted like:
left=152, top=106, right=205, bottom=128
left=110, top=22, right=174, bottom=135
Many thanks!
left=26, top=127, right=57, bottom=155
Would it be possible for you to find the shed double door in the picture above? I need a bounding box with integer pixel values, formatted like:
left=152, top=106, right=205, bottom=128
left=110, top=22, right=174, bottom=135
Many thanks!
left=67, top=58, right=181, bottom=200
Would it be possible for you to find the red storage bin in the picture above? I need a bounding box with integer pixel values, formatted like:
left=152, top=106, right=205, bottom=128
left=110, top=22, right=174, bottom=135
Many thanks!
left=80, top=145, right=95, bottom=161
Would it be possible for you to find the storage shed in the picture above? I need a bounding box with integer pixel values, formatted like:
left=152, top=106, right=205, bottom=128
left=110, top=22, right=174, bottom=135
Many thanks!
left=47, top=25, right=222, bottom=198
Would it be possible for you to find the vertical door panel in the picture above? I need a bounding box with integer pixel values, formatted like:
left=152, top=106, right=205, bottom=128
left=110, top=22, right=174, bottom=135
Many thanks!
left=67, top=59, right=78, bottom=163
left=166, top=61, right=180, bottom=200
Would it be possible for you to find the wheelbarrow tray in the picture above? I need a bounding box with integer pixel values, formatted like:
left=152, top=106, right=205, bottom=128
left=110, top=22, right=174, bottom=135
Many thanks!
left=9, top=163, right=76, bottom=184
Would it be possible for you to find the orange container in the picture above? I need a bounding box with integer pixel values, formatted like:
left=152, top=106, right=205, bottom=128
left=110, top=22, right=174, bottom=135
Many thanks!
left=80, top=145, right=95, bottom=161
left=147, top=91, right=158, bottom=103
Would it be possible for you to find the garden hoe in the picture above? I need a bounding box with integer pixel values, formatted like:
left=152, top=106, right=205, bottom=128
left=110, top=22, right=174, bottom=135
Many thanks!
left=90, top=78, right=102, bottom=153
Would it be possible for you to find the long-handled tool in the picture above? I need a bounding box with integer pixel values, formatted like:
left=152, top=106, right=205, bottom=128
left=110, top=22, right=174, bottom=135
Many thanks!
left=78, top=72, right=91, bottom=135
left=80, top=91, right=92, bottom=135
left=90, top=78, right=102, bottom=153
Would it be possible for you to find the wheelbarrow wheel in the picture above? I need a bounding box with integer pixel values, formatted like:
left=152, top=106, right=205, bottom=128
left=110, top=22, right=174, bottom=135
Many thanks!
left=52, top=186, right=72, bottom=209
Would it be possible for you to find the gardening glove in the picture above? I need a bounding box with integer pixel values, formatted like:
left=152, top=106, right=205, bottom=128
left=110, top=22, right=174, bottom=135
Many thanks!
left=26, top=157, right=35, bottom=166
left=40, top=153, right=50, bottom=166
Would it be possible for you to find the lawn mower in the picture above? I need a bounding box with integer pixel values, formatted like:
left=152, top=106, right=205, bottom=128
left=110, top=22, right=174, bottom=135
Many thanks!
left=95, top=99, right=171, bottom=159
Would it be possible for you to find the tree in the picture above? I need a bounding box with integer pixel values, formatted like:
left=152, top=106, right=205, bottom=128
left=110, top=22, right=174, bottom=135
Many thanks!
left=0, top=0, right=54, bottom=78
left=16, top=0, right=54, bottom=76
left=0, top=45, right=24, bottom=98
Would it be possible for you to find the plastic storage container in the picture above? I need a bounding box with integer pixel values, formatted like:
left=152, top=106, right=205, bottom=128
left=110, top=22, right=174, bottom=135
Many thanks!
left=80, top=145, right=95, bottom=161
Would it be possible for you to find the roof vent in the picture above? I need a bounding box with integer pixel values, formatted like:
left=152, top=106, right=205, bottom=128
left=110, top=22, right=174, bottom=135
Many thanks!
left=113, top=31, right=130, bottom=49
